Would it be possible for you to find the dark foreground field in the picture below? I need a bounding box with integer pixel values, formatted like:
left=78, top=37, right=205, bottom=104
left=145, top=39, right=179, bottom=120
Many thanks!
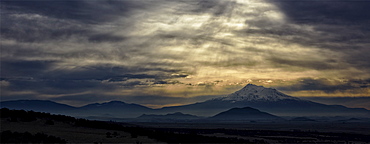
left=133, top=120, right=370, bottom=135
left=133, top=122, right=370, bottom=143
left=1, top=108, right=370, bottom=143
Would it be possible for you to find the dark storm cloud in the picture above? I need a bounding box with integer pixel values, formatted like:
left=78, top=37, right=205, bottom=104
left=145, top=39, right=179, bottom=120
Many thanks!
left=1, top=60, right=56, bottom=77
left=153, top=80, right=182, bottom=85
left=0, top=24, right=89, bottom=43
left=1, top=59, right=187, bottom=80
left=270, top=0, right=370, bottom=71
left=4, top=79, right=113, bottom=95
left=1, top=60, right=118, bottom=94
left=1, top=0, right=143, bottom=24
left=1, top=13, right=125, bottom=43
left=269, top=57, right=341, bottom=70
left=0, top=0, right=148, bottom=43
left=277, top=78, right=370, bottom=93
left=88, top=33, right=126, bottom=43
left=1, top=59, right=189, bottom=95
left=271, top=0, right=370, bottom=24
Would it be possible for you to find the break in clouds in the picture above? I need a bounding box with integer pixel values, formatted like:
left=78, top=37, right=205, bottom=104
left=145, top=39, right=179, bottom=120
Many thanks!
left=1, top=0, right=369, bottom=107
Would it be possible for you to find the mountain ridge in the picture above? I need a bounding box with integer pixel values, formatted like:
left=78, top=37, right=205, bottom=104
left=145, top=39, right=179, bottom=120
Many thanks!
left=1, top=84, right=370, bottom=118
left=0, top=100, right=77, bottom=113
left=210, top=107, right=284, bottom=121
left=159, top=84, right=370, bottom=117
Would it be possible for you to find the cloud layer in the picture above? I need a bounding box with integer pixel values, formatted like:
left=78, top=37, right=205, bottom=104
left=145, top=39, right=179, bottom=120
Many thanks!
left=1, top=0, right=369, bottom=107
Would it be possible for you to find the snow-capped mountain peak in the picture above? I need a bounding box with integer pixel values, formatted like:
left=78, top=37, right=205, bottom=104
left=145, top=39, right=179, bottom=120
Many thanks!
left=217, top=84, right=300, bottom=101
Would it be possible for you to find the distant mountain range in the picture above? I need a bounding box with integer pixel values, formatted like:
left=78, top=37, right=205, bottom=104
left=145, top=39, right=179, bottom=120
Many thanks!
left=0, top=100, right=154, bottom=118
left=0, top=100, right=76, bottom=114
left=1, top=84, right=370, bottom=119
left=159, top=84, right=370, bottom=117
left=77, top=101, right=153, bottom=118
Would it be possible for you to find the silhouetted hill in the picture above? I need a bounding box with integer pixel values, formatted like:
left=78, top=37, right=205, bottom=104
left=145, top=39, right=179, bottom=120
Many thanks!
left=77, top=101, right=154, bottom=118
left=0, top=100, right=76, bottom=114
left=0, top=100, right=153, bottom=118
left=348, top=118, right=361, bottom=121
left=210, top=107, right=283, bottom=122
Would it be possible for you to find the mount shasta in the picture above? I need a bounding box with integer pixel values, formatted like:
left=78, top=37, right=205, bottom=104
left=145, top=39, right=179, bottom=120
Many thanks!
left=1, top=84, right=370, bottom=119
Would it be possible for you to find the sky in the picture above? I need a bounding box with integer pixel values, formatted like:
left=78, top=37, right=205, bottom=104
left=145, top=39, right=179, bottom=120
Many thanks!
left=1, top=0, right=369, bottom=109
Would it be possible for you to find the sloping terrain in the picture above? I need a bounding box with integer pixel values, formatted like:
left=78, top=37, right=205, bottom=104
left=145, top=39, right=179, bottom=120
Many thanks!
left=2, top=84, right=370, bottom=118
left=210, top=107, right=283, bottom=122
